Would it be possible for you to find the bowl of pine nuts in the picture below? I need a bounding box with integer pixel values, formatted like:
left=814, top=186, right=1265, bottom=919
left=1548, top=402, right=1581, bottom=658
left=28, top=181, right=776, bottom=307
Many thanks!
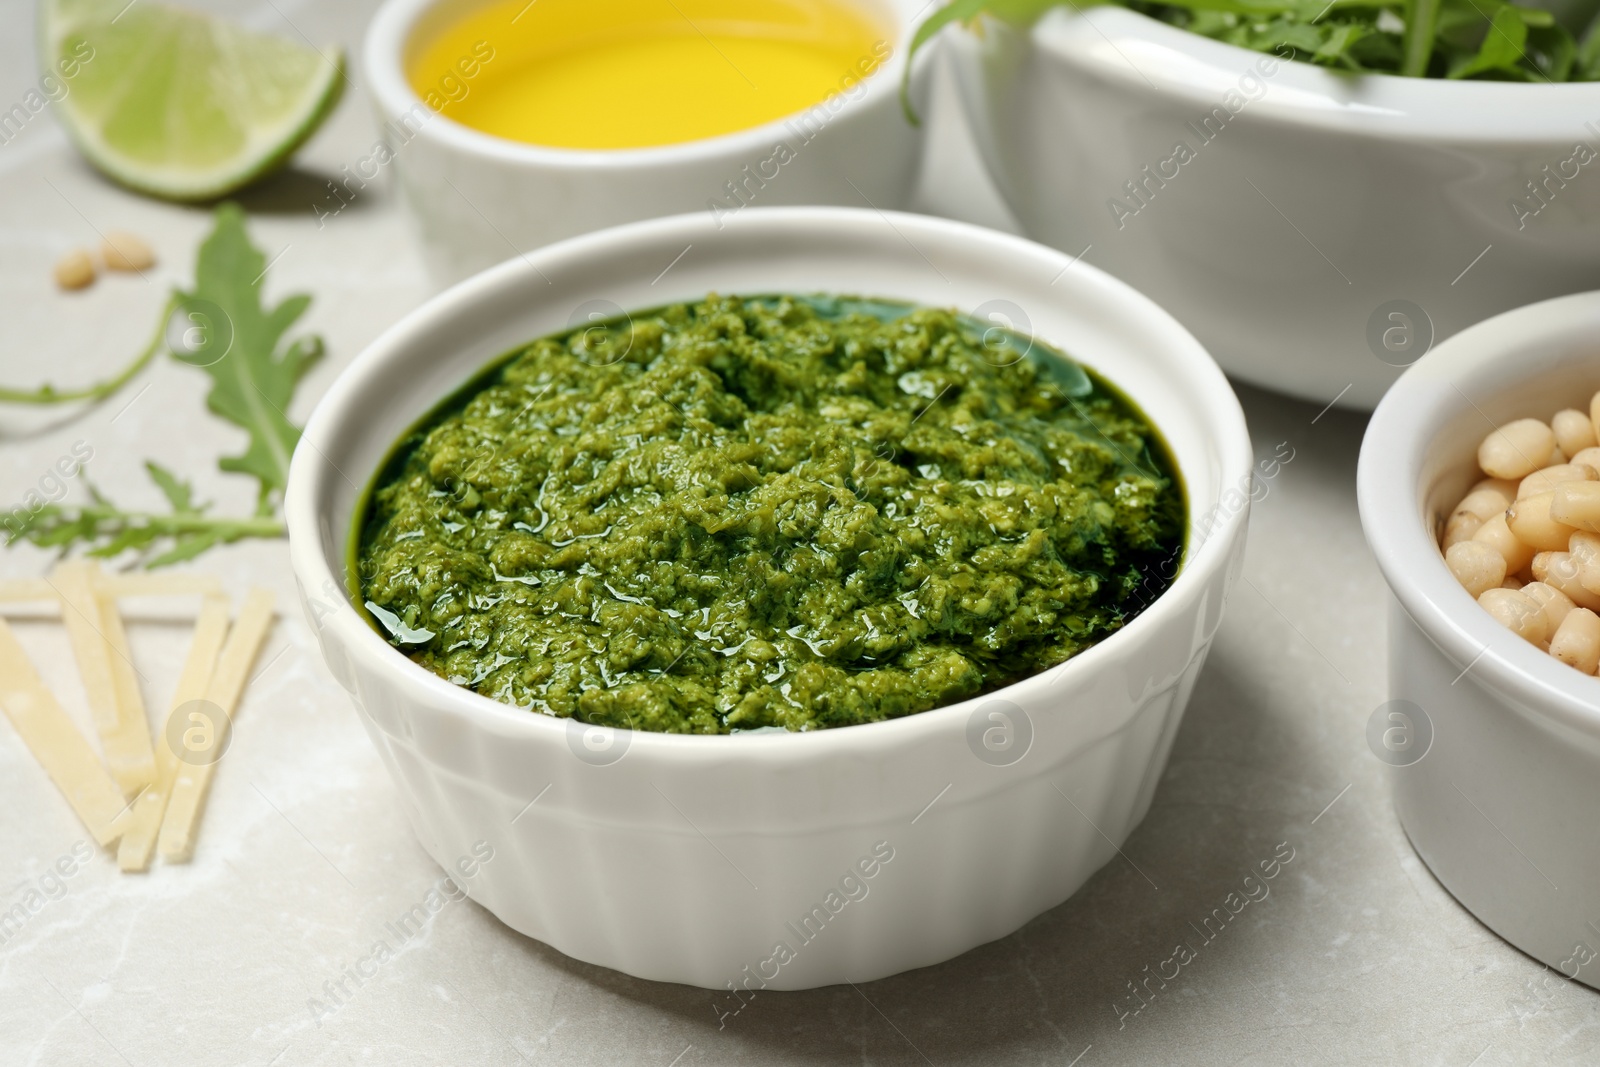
left=1359, top=290, right=1600, bottom=989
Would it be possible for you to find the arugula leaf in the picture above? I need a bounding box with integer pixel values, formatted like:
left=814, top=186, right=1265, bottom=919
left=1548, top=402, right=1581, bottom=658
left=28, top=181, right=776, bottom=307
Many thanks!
left=903, top=0, right=998, bottom=123
left=1403, top=0, right=1442, bottom=74
left=5, top=463, right=283, bottom=569
left=175, top=203, right=323, bottom=507
left=902, top=0, right=1088, bottom=122
left=1316, top=20, right=1372, bottom=63
left=1529, top=22, right=1576, bottom=79
left=145, top=460, right=194, bottom=513
left=1578, top=9, right=1600, bottom=77
left=1449, top=5, right=1528, bottom=77
left=3, top=205, right=323, bottom=568
left=908, top=0, right=1587, bottom=82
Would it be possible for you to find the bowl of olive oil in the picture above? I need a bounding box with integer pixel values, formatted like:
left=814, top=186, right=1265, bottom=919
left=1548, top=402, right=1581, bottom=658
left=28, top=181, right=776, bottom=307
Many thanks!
left=364, top=0, right=927, bottom=284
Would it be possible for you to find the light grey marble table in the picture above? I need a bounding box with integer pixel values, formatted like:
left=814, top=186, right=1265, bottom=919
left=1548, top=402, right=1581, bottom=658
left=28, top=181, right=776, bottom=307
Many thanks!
left=1, top=2, right=1596, bottom=1064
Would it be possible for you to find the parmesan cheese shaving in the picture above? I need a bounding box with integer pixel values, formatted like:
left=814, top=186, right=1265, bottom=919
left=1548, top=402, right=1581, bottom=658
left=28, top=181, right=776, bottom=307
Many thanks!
left=0, top=579, right=55, bottom=602
left=101, top=573, right=226, bottom=598
left=0, top=572, right=225, bottom=606
left=117, top=594, right=231, bottom=873
left=0, top=617, right=129, bottom=847
left=97, top=581, right=154, bottom=795
left=159, top=587, right=274, bottom=863
left=3, top=564, right=276, bottom=870
left=52, top=560, right=155, bottom=794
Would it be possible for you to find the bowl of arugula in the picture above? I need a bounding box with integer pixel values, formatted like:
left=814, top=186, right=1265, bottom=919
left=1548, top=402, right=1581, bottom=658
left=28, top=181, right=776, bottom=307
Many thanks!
left=918, top=0, right=1600, bottom=410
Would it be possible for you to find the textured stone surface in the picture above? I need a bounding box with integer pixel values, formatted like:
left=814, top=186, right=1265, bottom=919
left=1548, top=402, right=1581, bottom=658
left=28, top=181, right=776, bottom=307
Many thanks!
left=1, top=2, right=1595, bottom=1064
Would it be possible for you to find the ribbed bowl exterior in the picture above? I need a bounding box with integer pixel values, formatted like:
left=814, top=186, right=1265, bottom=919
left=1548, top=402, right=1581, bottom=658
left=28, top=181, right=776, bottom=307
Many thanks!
left=319, top=575, right=1231, bottom=989
left=287, top=208, right=1253, bottom=989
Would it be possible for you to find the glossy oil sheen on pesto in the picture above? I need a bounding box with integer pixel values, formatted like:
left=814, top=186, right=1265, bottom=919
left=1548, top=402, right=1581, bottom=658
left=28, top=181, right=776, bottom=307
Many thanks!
left=354, top=295, right=1186, bottom=734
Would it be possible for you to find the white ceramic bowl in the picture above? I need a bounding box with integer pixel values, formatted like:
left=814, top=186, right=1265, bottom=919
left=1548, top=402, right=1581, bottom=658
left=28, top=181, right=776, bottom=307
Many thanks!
left=363, top=0, right=928, bottom=286
left=1359, top=291, right=1600, bottom=989
left=285, top=207, right=1252, bottom=989
left=946, top=7, right=1600, bottom=410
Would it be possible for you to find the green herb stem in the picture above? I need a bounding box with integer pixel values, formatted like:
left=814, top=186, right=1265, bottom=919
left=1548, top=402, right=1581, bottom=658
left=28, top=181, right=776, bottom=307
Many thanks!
left=5, top=497, right=285, bottom=568
left=6, top=503, right=284, bottom=544
left=0, top=293, right=176, bottom=406
left=2, top=207, right=322, bottom=569
left=56, top=509, right=285, bottom=538
left=1403, top=0, right=1440, bottom=75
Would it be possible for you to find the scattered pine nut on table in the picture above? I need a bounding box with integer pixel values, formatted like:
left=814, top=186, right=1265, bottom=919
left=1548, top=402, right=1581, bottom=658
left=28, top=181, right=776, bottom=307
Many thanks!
left=53, top=247, right=95, bottom=290
left=101, top=230, right=156, bottom=272
left=1443, top=393, right=1600, bottom=674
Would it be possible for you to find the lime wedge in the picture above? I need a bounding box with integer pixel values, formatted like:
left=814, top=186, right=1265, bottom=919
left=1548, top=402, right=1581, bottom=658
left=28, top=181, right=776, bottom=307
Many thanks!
left=40, top=0, right=345, bottom=201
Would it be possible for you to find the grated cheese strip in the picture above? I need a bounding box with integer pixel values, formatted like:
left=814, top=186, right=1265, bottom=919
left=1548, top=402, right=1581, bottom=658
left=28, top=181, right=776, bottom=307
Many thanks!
left=97, top=582, right=154, bottom=796
left=0, top=617, right=128, bottom=847
left=159, top=587, right=274, bottom=863
left=98, top=573, right=224, bottom=598
left=52, top=561, right=155, bottom=794
left=118, top=594, right=232, bottom=873
left=0, top=573, right=225, bottom=606
left=0, top=579, right=55, bottom=602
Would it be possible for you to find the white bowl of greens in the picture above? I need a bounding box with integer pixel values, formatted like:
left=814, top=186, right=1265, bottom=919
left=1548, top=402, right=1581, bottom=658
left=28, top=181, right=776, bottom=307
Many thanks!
left=928, top=0, right=1600, bottom=409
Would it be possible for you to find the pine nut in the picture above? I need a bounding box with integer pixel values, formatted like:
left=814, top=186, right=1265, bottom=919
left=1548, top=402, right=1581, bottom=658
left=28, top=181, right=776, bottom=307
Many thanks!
left=1479, top=419, right=1557, bottom=480
left=1472, top=477, right=1519, bottom=499
left=1446, top=540, right=1507, bottom=598
left=1442, top=401, right=1600, bottom=674
left=1443, top=511, right=1484, bottom=548
left=1478, top=587, right=1550, bottom=645
left=1447, top=487, right=1510, bottom=547
left=1573, top=532, right=1600, bottom=596
left=1554, top=409, right=1598, bottom=456
left=1518, top=463, right=1596, bottom=499
left=1551, top=608, right=1600, bottom=675
left=1551, top=481, right=1600, bottom=533
left=1571, top=447, right=1600, bottom=472
left=1473, top=514, right=1535, bottom=574
left=1457, top=487, right=1512, bottom=518
left=1521, top=580, right=1575, bottom=633
left=53, top=248, right=95, bottom=290
left=101, top=231, right=155, bottom=272
left=1532, top=551, right=1600, bottom=610
left=1507, top=491, right=1579, bottom=551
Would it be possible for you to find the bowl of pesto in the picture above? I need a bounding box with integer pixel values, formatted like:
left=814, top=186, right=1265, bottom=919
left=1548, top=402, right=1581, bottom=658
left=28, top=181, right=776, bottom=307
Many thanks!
left=355, top=292, right=1186, bottom=732
left=285, top=207, right=1253, bottom=990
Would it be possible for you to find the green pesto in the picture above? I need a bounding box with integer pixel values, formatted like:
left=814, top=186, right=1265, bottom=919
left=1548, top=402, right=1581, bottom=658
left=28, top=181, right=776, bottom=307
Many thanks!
left=352, top=294, right=1186, bottom=734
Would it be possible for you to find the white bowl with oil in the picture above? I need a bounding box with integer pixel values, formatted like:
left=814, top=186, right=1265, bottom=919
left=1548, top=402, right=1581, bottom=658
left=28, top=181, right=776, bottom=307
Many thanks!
left=363, top=0, right=929, bottom=286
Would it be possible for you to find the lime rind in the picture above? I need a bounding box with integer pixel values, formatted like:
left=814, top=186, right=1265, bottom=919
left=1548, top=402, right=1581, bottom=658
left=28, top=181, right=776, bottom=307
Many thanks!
left=40, top=0, right=345, bottom=201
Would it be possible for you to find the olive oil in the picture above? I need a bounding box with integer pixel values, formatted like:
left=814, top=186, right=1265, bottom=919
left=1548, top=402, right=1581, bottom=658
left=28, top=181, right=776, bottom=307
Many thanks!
left=409, top=0, right=890, bottom=150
